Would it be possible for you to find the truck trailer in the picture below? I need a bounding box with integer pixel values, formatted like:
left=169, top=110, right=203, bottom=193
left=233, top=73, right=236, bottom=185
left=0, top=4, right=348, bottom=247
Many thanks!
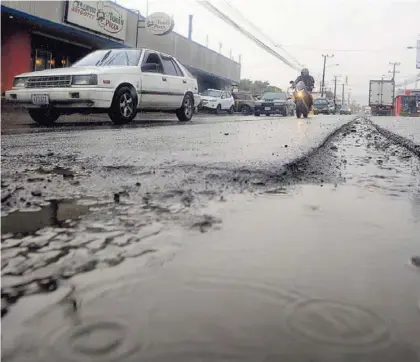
left=369, top=80, right=394, bottom=116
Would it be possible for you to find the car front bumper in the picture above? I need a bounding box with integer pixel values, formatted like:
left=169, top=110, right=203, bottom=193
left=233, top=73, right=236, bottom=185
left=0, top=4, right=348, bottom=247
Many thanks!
left=199, top=101, right=219, bottom=110
left=313, top=108, right=330, bottom=114
left=255, top=105, right=287, bottom=114
left=5, top=87, right=114, bottom=109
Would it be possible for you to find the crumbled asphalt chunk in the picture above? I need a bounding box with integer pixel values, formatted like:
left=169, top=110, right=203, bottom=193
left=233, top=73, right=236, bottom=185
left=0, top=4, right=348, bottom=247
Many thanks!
left=1, top=192, right=12, bottom=203
left=330, top=145, right=338, bottom=151
left=31, top=190, right=42, bottom=197
left=284, top=144, right=288, bottom=148
left=27, top=177, right=45, bottom=183
left=113, top=193, right=120, bottom=203
left=2, top=298, right=9, bottom=317
left=191, top=214, right=222, bottom=233
left=224, top=133, right=229, bottom=136
left=59, top=249, right=98, bottom=278
left=136, top=182, right=141, bottom=187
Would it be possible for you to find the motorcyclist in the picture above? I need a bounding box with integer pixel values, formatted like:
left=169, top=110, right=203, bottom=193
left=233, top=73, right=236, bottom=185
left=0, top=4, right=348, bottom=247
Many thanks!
left=294, top=68, right=315, bottom=108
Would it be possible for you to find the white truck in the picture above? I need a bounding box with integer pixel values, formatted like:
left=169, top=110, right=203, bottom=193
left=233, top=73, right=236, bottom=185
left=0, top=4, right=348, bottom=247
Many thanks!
left=368, top=80, right=394, bottom=116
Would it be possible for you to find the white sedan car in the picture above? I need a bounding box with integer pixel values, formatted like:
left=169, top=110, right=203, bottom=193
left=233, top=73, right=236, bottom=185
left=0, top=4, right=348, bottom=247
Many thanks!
left=199, top=89, right=235, bottom=114
left=5, top=48, right=201, bottom=125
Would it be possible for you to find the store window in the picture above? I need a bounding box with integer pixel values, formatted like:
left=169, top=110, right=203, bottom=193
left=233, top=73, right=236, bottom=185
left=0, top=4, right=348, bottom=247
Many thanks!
left=30, top=33, right=90, bottom=72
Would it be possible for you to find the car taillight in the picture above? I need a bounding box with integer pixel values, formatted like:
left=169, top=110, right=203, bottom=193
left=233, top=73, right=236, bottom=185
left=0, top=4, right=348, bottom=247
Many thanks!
left=386, top=106, right=391, bottom=109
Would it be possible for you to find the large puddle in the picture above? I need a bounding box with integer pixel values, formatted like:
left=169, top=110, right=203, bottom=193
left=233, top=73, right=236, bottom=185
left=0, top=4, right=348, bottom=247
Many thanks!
left=1, top=199, right=90, bottom=235
left=2, top=184, right=420, bottom=361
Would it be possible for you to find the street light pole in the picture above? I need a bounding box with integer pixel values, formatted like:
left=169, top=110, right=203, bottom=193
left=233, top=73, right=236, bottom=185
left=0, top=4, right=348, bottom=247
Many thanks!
left=389, top=62, right=400, bottom=116
left=321, top=54, right=334, bottom=97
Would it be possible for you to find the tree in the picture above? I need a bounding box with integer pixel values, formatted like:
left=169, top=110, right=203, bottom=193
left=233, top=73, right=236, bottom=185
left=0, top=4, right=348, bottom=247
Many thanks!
left=238, top=79, right=282, bottom=95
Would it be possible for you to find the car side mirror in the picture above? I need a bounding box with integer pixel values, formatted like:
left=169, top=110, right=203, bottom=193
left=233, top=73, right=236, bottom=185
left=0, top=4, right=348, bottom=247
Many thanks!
left=141, top=63, right=159, bottom=73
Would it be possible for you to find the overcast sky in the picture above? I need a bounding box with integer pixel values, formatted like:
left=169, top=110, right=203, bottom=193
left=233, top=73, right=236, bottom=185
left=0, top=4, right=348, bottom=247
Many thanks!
left=119, top=0, right=420, bottom=104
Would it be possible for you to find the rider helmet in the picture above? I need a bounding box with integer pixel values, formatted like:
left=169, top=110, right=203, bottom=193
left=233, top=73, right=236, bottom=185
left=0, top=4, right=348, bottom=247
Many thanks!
left=301, top=68, right=309, bottom=77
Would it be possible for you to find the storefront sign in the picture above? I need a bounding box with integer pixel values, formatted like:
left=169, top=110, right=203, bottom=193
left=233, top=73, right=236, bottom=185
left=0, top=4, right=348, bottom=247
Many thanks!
left=146, top=12, right=174, bottom=36
left=65, top=1, right=128, bottom=41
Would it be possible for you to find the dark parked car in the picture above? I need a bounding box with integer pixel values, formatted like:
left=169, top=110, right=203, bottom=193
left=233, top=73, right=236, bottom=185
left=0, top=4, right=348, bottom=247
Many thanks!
left=313, top=98, right=331, bottom=115
left=232, top=92, right=256, bottom=115
left=254, top=91, right=289, bottom=116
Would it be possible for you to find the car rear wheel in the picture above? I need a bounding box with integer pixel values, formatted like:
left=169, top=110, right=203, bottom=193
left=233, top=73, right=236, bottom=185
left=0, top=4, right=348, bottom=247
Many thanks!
left=28, top=108, right=60, bottom=126
left=228, top=105, right=235, bottom=115
left=282, top=110, right=287, bottom=116
left=240, top=105, right=251, bottom=115
left=176, top=93, right=194, bottom=122
left=108, top=86, right=138, bottom=125
left=254, top=111, right=260, bottom=116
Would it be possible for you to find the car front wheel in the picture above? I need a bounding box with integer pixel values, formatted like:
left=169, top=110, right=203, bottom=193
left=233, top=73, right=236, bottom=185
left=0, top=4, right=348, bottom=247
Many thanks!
left=228, top=105, right=235, bottom=114
left=215, top=104, right=222, bottom=115
left=108, top=86, right=138, bottom=125
left=28, top=108, right=60, bottom=126
left=176, top=93, right=194, bottom=122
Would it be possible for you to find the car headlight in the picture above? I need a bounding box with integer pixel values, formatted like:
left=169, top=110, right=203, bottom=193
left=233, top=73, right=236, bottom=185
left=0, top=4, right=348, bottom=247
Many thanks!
left=296, top=92, right=303, bottom=98
left=72, top=74, right=98, bottom=85
left=13, top=77, right=26, bottom=88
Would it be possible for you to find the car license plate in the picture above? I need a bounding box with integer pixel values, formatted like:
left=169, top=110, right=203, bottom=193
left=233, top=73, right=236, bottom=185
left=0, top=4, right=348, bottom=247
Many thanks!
left=264, top=107, right=271, bottom=111
left=31, top=94, right=49, bottom=105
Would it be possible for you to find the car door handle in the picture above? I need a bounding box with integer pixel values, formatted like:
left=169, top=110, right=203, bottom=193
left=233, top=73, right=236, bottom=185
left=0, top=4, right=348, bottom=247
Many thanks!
left=183, top=79, right=187, bottom=84
left=162, top=77, right=167, bottom=81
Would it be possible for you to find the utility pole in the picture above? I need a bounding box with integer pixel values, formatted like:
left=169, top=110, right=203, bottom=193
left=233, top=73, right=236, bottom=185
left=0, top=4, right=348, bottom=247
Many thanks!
left=333, top=75, right=339, bottom=107
left=389, top=62, right=400, bottom=116
left=188, top=15, right=193, bottom=40
left=321, top=54, right=334, bottom=97
left=342, top=83, right=345, bottom=105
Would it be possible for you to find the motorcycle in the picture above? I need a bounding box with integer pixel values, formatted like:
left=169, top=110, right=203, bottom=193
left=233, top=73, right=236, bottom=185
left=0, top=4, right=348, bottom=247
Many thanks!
left=290, top=80, right=311, bottom=119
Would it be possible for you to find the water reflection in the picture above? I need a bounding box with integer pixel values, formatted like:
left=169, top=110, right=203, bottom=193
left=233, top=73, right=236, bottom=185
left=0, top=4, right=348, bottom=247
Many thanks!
left=3, top=184, right=419, bottom=361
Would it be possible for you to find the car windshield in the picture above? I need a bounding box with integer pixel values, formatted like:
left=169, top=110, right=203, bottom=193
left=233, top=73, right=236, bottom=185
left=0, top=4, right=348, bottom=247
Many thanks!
left=262, top=92, right=286, bottom=100
left=202, top=90, right=222, bottom=97
left=72, top=49, right=142, bottom=67
left=315, top=99, right=328, bottom=104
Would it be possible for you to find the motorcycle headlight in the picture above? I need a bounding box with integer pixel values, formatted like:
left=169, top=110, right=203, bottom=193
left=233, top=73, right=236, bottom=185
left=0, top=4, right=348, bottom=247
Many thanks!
left=72, top=74, right=98, bottom=85
left=296, top=92, right=303, bottom=98
left=13, top=77, right=26, bottom=88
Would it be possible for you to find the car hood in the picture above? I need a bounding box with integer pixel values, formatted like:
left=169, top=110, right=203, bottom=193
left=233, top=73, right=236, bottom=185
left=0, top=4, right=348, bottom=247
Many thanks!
left=314, top=104, right=329, bottom=108
left=15, top=67, right=104, bottom=78
left=201, top=96, right=219, bottom=102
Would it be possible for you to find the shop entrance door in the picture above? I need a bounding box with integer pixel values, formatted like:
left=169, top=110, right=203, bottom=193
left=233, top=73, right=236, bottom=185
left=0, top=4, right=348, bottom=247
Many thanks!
left=34, top=49, right=53, bottom=71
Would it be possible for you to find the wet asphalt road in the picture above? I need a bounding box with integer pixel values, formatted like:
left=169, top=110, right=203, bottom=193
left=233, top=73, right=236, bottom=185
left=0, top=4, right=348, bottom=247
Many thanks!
left=1, top=113, right=420, bottom=361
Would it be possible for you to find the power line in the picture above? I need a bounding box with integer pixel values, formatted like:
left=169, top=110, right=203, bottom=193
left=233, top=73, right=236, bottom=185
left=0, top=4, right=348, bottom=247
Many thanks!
left=197, top=1, right=301, bottom=71
left=221, top=0, right=304, bottom=68
left=277, top=45, right=409, bottom=53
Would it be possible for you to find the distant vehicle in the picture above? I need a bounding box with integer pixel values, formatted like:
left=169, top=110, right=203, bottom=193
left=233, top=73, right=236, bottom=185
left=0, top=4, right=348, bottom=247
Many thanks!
left=340, top=104, right=352, bottom=115
left=369, top=80, right=394, bottom=116
left=363, top=106, right=371, bottom=116
left=291, top=81, right=311, bottom=119
left=5, top=48, right=200, bottom=125
left=328, top=101, right=336, bottom=114
left=199, top=89, right=235, bottom=114
left=313, top=98, right=331, bottom=115
left=232, top=92, right=255, bottom=115
left=254, top=91, right=289, bottom=116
